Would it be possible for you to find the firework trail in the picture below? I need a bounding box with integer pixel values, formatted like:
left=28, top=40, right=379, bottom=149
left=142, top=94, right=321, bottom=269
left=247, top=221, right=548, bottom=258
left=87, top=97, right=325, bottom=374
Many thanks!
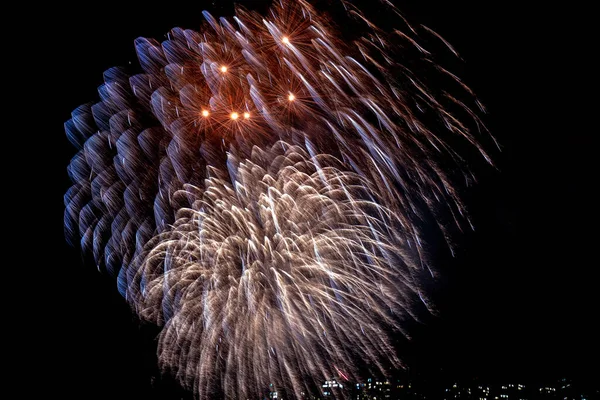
left=64, top=0, right=493, bottom=398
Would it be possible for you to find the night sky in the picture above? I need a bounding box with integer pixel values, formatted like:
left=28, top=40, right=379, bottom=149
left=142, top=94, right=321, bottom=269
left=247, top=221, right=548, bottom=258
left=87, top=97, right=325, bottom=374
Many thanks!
left=27, top=1, right=596, bottom=398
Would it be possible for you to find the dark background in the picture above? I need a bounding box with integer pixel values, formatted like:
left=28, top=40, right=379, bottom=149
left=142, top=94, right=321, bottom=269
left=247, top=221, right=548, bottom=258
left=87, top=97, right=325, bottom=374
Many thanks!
left=23, top=1, right=595, bottom=398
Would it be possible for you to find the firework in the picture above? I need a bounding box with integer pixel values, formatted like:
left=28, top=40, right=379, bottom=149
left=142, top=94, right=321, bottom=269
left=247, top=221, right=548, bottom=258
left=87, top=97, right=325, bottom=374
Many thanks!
left=64, top=0, right=492, bottom=398
left=122, top=141, right=429, bottom=398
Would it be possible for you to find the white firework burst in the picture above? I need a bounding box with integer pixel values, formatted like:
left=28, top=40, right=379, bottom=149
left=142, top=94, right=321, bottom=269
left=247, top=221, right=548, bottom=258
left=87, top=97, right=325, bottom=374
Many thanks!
left=121, top=141, right=428, bottom=398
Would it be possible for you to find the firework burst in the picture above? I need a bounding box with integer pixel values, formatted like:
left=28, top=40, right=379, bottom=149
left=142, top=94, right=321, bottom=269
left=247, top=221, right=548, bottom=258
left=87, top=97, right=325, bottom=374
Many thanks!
left=64, top=0, right=493, bottom=398
left=122, top=141, right=427, bottom=398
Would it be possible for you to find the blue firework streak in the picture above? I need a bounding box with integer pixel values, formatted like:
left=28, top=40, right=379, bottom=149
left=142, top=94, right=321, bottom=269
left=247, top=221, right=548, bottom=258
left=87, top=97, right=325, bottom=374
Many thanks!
left=64, top=0, right=493, bottom=398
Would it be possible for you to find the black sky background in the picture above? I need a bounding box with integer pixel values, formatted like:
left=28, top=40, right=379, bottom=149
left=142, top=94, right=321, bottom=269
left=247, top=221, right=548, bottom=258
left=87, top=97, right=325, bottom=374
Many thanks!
left=23, top=1, right=596, bottom=398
